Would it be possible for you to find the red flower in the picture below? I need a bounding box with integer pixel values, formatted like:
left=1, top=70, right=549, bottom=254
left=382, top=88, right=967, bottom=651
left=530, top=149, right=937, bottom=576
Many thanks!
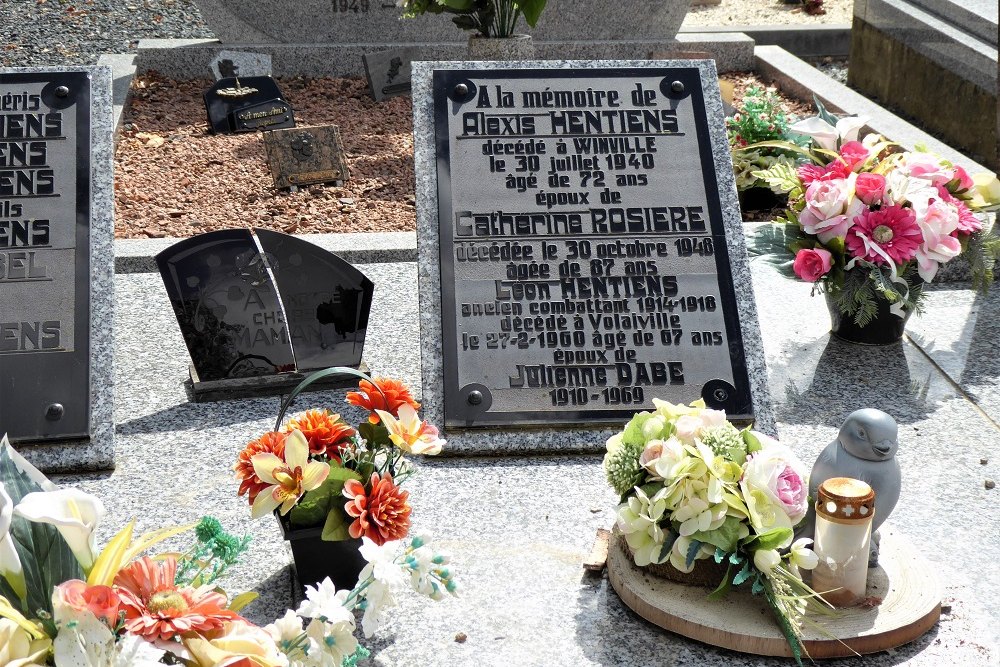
left=343, top=472, right=411, bottom=545
left=798, top=160, right=851, bottom=186
left=837, top=140, right=869, bottom=171
left=234, top=432, right=287, bottom=504
left=846, top=205, right=922, bottom=265
left=346, top=378, right=421, bottom=424
left=283, top=409, right=356, bottom=460
left=114, top=556, right=242, bottom=641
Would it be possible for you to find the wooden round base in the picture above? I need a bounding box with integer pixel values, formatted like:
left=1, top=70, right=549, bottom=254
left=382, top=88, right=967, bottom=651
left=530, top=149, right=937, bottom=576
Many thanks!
left=608, top=527, right=941, bottom=659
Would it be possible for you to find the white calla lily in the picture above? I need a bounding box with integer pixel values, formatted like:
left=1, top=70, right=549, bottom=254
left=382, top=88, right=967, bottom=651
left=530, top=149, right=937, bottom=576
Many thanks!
left=789, top=114, right=868, bottom=151
left=15, top=488, right=106, bottom=572
left=0, top=484, right=26, bottom=601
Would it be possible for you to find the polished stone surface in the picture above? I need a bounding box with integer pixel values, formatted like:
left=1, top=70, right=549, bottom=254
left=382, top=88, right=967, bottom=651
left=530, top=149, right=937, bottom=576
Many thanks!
left=51, top=257, right=1000, bottom=665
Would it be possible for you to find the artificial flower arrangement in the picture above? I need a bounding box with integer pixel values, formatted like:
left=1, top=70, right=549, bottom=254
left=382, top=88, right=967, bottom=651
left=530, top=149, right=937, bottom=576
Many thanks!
left=397, top=0, right=547, bottom=38
left=235, top=371, right=444, bottom=546
left=745, top=100, right=1000, bottom=327
left=0, top=434, right=457, bottom=667
left=726, top=85, right=798, bottom=193
left=604, top=399, right=827, bottom=664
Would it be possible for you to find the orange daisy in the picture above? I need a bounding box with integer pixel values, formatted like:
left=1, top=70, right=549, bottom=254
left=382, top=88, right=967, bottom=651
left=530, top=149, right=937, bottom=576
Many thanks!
left=114, top=556, right=242, bottom=641
left=346, top=377, right=420, bottom=424
left=283, top=409, right=356, bottom=460
left=234, top=432, right=287, bottom=504
left=343, top=472, right=411, bottom=545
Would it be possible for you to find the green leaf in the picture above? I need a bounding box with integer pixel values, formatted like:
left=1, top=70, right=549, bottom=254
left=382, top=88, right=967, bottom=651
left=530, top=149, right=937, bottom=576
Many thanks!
left=688, top=516, right=746, bottom=553
left=685, top=539, right=703, bottom=569
left=813, top=94, right=838, bottom=127
left=750, top=162, right=803, bottom=197
left=707, top=564, right=734, bottom=601
left=737, top=140, right=824, bottom=165
left=320, top=507, right=353, bottom=542
left=748, top=528, right=794, bottom=552
left=0, top=441, right=84, bottom=616
left=515, top=0, right=547, bottom=27
left=742, top=428, right=762, bottom=454
left=763, top=579, right=806, bottom=666
left=291, top=468, right=361, bottom=528
left=732, top=559, right=753, bottom=586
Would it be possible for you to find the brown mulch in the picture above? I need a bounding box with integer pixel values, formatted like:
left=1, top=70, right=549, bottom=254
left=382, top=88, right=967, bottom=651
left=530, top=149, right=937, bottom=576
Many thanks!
left=114, top=72, right=809, bottom=239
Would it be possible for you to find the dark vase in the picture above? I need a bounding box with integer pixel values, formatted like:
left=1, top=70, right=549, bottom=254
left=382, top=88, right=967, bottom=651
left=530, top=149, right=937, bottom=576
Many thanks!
left=824, top=290, right=914, bottom=345
left=276, top=514, right=367, bottom=591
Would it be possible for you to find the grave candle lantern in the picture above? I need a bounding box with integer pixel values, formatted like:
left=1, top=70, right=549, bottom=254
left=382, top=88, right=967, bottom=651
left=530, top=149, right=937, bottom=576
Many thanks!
left=810, top=477, right=876, bottom=608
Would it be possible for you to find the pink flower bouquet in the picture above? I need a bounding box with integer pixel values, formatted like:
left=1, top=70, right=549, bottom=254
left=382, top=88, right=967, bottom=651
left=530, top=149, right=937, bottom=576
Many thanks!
left=747, top=102, right=1000, bottom=328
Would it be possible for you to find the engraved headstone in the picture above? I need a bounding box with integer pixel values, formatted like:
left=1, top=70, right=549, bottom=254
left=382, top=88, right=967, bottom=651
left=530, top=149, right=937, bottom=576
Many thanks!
left=263, top=125, right=351, bottom=189
left=363, top=48, right=419, bottom=102
left=414, top=60, right=773, bottom=453
left=209, top=50, right=273, bottom=81
left=0, top=67, right=115, bottom=471
left=156, top=229, right=373, bottom=400
left=203, top=76, right=294, bottom=134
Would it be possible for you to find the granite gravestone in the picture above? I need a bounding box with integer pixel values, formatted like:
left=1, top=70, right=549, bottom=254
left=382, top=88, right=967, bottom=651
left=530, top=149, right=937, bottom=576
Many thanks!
left=263, top=125, right=350, bottom=189
left=203, top=76, right=294, bottom=134
left=156, top=229, right=373, bottom=400
left=414, top=61, right=773, bottom=453
left=0, top=67, right=114, bottom=471
left=363, top=48, right=419, bottom=102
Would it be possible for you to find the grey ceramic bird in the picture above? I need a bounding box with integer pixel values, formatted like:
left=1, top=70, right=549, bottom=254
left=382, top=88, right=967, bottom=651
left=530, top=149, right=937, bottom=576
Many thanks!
left=800, top=409, right=901, bottom=565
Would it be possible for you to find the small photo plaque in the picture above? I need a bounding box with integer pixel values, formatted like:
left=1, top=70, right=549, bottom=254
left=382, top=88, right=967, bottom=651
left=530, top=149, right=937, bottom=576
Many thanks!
left=263, top=125, right=351, bottom=189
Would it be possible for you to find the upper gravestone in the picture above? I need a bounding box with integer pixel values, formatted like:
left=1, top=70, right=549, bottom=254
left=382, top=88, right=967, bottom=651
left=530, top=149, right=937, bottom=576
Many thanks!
left=0, top=67, right=114, bottom=471
left=191, top=0, right=689, bottom=45
left=414, top=60, right=772, bottom=453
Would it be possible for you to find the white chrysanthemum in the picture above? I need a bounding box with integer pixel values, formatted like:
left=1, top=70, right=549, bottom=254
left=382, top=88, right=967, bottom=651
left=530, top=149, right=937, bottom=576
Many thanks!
left=297, top=578, right=351, bottom=622
left=304, top=618, right=358, bottom=667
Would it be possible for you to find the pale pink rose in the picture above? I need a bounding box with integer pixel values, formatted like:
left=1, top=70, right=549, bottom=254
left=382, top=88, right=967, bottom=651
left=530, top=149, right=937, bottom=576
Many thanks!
left=913, top=197, right=962, bottom=282
left=699, top=409, right=728, bottom=430
left=53, top=579, right=121, bottom=629
left=739, top=441, right=809, bottom=532
left=673, top=415, right=703, bottom=443
left=838, top=141, right=869, bottom=172
left=854, top=172, right=886, bottom=205
left=792, top=248, right=833, bottom=282
left=904, top=153, right=952, bottom=186
left=798, top=177, right=859, bottom=242
left=640, top=437, right=686, bottom=480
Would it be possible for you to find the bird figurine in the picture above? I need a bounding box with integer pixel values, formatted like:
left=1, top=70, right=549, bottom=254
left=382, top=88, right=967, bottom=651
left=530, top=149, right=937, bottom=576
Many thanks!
left=799, top=409, right=901, bottom=566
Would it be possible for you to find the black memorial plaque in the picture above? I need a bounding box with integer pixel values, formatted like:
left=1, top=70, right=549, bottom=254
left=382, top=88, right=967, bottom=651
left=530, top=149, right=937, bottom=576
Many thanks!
left=232, top=99, right=295, bottom=133
left=156, top=229, right=373, bottom=386
left=203, top=77, right=292, bottom=134
left=433, top=68, right=753, bottom=428
left=0, top=72, right=92, bottom=441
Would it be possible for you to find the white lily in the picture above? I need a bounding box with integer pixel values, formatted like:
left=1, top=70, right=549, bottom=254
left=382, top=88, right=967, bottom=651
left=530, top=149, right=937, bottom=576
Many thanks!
left=0, top=434, right=57, bottom=492
left=790, top=114, right=868, bottom=151
left=0, top=484, right=25, bottom=601
left=15, top=488, right=106, bottom=572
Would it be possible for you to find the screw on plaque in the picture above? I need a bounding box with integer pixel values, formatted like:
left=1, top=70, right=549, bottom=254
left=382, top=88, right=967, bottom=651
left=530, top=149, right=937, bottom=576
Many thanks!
left=713, top=388, right=729, bottom=402
left=55, top=86, right=69, bottom=98
left=454, top=83, right=469, bottom=97
left=670, top=81, right=685, bottom=94
left=467, top=390, right=484, bottom=406
left=45, top=403, right=65, bottom=421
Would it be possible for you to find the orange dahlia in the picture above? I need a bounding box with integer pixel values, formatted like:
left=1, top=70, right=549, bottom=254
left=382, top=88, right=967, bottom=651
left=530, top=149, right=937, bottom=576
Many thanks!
left=114, top=556, right=242, bottom=641
left=343, top=472, right=411, bottom=545
left=346, top=377, right=420, bottom=424
left=234, top=432, right=287, bottom=504
left=283, top=409, right=356, bottom=460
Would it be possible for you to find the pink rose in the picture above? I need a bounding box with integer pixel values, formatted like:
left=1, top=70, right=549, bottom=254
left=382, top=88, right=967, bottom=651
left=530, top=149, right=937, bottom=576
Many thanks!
left=854, top=172, right=886, bottom=205
left=775, top=465, right=806, bottom=511
left=913, top=196, right=962, bottom=282
left=792, top=248, right=833, bottom=282
left=798, top=178, right=856, bottom=242
left=838, top=140, right=869, bottom=172
left=53, top=579, right=121, bottom=628
left=904, top=153, right=952, bottom=185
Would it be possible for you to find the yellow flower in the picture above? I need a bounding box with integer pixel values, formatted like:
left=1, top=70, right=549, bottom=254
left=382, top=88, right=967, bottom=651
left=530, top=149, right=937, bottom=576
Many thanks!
left=250, top=430, right=330, bottom=519
left=0, top=617, right=50, bottom=667
left=183, top=620, right=284, bottom=667
left=374, top=405, right=445, bottom=456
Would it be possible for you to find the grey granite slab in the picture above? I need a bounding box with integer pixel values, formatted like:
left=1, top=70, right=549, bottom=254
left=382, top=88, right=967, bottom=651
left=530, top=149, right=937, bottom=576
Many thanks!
left=3, top=66, right=115, bottom=473
left=898, top=0, right=997, bottom=46
left=854, top=0, right=997, bottom=92
left=48, top=263, right=1000, bottom=665
left=412, top=60, right=774, bottom=455
left=209, top=50, right=273, bottom=79
left=754, top=46, right=995, bottom=175
left=96, top=54, right=136, bottom=139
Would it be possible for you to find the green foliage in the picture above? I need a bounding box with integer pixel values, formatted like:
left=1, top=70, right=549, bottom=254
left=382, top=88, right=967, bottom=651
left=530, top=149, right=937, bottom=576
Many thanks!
left=748, top=223, right=807, bottom=279
left=744, top=528, right=793, bottom=552
left=701, top=424, right=747, bottom=466
left=750, top=161, right=803, bottom=199
left=342, top=645, right=371, bottom=667
left=175, top=516, right=250, bottom=587
left=726, top=87, right=790, bottom=148
left=763, top=578, right=805, bottom=667
left=966, top=226, right=1000, bottom=291
left=832, top=262, right=923, bottom=326
left=741, top=428, right=763, bottom=455
left=605, top=439, right=646, bottom=498
left=688, top=516, right=746, bottom=553
left=402, top=0, right=547, bottom=36
left=0, top=442, right=84, bottom=617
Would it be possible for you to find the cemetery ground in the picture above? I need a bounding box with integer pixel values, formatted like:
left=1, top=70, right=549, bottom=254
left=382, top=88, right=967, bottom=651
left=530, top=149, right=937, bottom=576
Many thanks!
left=5, top=2, right=1000, bottom=666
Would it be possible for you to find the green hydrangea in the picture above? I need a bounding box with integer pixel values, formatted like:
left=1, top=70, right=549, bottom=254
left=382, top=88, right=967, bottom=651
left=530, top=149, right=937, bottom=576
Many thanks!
left=605, top=439, right=646, bottom=497
left=700, top=423, right=748, bottom=466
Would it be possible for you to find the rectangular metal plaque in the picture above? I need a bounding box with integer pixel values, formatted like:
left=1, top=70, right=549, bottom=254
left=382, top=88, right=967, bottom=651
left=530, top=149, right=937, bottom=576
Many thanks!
left=433, top=68, right=754, bottom=428
left=263, top=125, right=350, bottom=189
left=0, top=72, right=92, bottom=441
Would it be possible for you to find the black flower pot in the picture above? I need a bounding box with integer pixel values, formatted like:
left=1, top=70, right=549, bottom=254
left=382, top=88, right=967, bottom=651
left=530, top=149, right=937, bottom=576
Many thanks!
left=824, top=290, right=914, bottom=345
left=276, top=514, right=366, bottom=591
